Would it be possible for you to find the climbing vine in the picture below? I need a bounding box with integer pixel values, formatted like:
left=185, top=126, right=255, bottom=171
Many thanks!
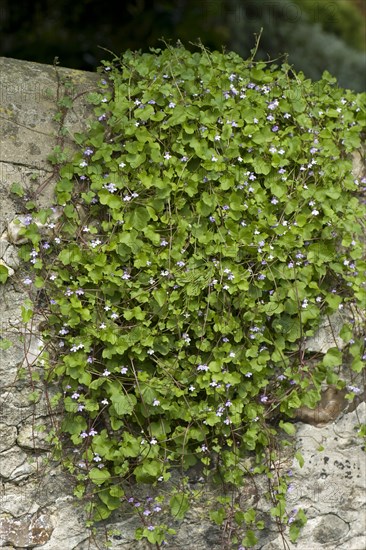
left=11, top=43, right=366, bottom=548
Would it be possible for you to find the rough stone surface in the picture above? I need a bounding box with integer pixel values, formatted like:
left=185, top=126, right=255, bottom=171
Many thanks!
left=0, top=513, right=53, bottom=548
left=0, top=56, right=365, bottom=550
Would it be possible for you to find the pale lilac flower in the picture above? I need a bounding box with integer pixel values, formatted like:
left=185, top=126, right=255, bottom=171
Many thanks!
left=89, top=428, right=98, bottom=436
left=268, top=100, right=279, bottom=110
left=104, top=183, right=117, bottom=193
left=23, top=278, right=33, bottom=285
left=347, top=385, right=362, bottom=394
left=197, top=364, right=209, bottom=371
left=152, top=399, right=160, bottom=406
left=102, top=369, right=111, bottom=376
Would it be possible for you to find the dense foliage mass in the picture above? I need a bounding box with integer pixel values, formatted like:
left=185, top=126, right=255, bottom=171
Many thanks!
left=17, top=45, right=365, bottom=547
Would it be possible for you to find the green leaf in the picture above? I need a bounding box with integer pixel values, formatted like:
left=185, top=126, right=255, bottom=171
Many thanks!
left=169, top=493, right=189, bottom=520
left=210, top=507, right=226, bottom=525
left=295, top=451, right=304, bottom=468
left=153, top=288, right=167, bottom=307
left=251, top=157, right=271, bottom=175
left=279, top=421, right=297, bottom=436
left=125, top=207, right=150, bottom=230
left=10, top=182, right=25, bottom=197
left=89, top=467, right=111, bottom=485
left=241, top=530, right=258, bottom=547
left=21, top=305, right=33, bottom=323
left=322, top=348, right=342, bottom=367
left=108, top=383, right=136, bottom=416
left=0, top=265, right=9, bottom=284
left=0, top=338, right=13, bottom=350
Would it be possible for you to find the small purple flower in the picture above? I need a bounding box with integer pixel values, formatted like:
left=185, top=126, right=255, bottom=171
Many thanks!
left=23, top=278, right=33, bottom=285
left=84, top=148, right=94, bottom=156
left=272, top=125, right=279, bottom=132
left=197, top=364, right=209, bottom=371
left=89, top=428, right=98, bottom=436
left=268, top=99, right=279, bottom=110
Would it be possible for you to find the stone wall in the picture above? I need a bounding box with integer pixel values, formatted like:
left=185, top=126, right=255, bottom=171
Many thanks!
left=0, top=57, right=365, bottom=550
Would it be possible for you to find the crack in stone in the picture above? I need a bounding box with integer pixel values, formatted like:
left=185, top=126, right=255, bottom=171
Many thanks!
left=0, top=115, right=54, bottom=137
left=0, top=160, right=52, bottom=172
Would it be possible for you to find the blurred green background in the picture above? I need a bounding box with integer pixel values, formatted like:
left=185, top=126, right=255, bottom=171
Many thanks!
left=0, top=0, right=365, bottom=91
